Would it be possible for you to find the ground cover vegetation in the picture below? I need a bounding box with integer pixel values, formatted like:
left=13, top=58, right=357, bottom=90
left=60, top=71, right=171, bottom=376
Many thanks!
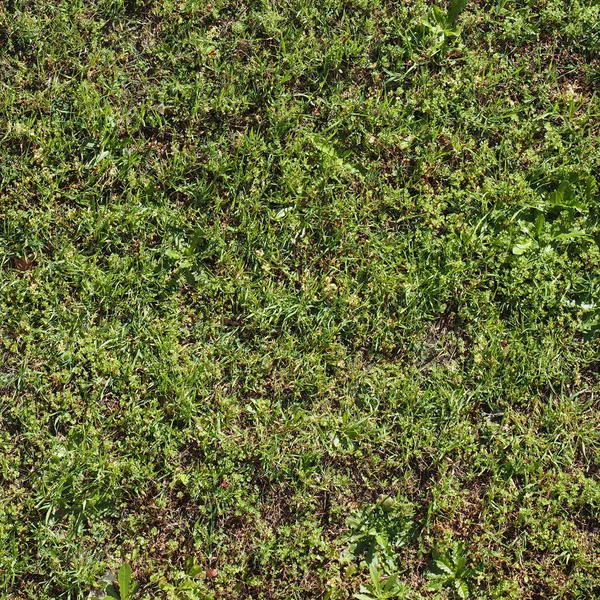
left=1, top=0, right=600, bottom=597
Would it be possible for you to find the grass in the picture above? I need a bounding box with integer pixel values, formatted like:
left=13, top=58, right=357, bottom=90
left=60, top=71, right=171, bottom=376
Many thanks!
left=1, top=0, right=600, bottom=598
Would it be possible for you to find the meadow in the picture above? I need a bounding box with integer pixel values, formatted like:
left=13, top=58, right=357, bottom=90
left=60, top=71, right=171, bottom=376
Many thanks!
left=1, top=0, right=600, bottom=598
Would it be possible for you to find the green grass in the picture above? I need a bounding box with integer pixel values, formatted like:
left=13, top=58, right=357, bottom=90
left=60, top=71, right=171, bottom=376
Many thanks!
left=1, top=0, right=600, bottom=598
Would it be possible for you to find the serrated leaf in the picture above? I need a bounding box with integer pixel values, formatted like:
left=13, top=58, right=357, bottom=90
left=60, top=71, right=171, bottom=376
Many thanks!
left=431, top=549, right=455, bottom=575
left=118, top=563, right=133, bottom=600
left=165, top=249, right=182, bottom=260
left=312, top=137, right=366, bottom=176
left=434, top=560, right=454, bottom=575
left=426, top=576, right=445, bottom=590
left=456, top=578, right=470, bottom=598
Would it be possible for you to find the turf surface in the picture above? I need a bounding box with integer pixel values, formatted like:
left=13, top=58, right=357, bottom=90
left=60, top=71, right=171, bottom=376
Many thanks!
left=1, top=0, right=600, bottom=598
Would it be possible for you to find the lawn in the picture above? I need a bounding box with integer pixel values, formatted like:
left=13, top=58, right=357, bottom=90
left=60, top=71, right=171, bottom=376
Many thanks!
left=1, top=0, right=600, bottom=598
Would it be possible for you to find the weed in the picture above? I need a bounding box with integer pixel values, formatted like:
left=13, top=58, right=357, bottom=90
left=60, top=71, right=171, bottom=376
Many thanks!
left=354, top=565, right=408, bottom=600
left=426, top=542, right=473, bottom=599
left=343, top=496, right=416, bottom=572
left=105, top=564, right=137, bottom=600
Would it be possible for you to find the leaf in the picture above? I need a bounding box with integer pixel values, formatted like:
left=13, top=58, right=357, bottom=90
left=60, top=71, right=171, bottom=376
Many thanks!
left=382, top=573, right=399, bottom=592
left=432, top=550, right=454, bottom=575
left=426, top=575, right=445, bottom=590
left=512, top=239, right=535, bottom=255
left=455, top=578, right=470, bottom=599
left=87, top=149, right=110, bottom=169
left=276, top=206, right=294, bottom=219
left=453, top=544, right=467, bottom=573
left=165, top=249, right=182, bottom=260
left=585, top=175, right=597, bottom=201
left=368, top=562, right=381, bottom=587
left=558, top=179, right=574, bottom=201
left=546, top=181, right=586, bottom=211
left=118, top=563, right=133, bottom=600
left=186, top=564, right=204, bottom=577
left=552, top=229, right=591, bottom=242
left=311, top=137, right=367, bottom=176
left=432, top=5, right=446, bottom=25
left=447, top=0, right=468, bottom=24
left=534, top=213, right=545, bottom=236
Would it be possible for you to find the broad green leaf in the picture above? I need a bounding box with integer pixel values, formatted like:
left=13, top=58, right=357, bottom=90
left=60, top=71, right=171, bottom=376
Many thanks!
left=369, top=563, right=381, bottom=588
left=512, top=240, right=536, bottom=255
left=456, top=578, right=470, bottom=598
left=165, top=249, right=182, bottom=260
left=432, top=550, right=454, bottom=575
left=382, top=573, right=399, bottom=591
left=432, top=5, right=446, bottom=25
left=118, top=563, right=133, bottom=600
left=186, top=564, right=204, bottom=578
left=553, top=229, right=591, bottom=242
left=534, top=214, right=545, bottom=236
left=311, top=137, right=366, bottom=176
left=447, top=0, right=468, bottom=24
